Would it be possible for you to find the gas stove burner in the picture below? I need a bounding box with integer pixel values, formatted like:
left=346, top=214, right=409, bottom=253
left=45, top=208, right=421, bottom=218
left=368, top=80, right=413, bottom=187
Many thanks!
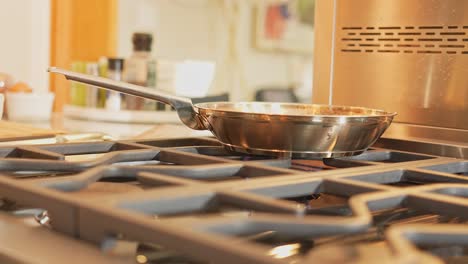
left=0, top=136, right=465, bottom=264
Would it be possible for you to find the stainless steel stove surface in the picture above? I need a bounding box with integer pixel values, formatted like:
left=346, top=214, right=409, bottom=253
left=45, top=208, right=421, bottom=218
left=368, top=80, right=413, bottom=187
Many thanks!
left=0, top=136, right=466, bottom=264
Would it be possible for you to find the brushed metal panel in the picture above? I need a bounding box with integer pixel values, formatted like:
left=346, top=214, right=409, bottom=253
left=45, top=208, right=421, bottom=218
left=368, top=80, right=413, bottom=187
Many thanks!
left=332, top=0, right=468, bottom=130
left=382, top=123, right=468, bottom=146
left=312, top=0, right=334, bottom=104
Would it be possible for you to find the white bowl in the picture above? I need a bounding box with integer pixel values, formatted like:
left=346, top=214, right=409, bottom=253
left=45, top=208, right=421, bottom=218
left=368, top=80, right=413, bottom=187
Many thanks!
left=6, top=92, right=55, bottom=121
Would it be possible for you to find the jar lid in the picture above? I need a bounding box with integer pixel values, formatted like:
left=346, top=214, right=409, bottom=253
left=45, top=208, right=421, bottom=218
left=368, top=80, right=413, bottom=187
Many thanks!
left=132, top=33, right=153, bottom=52
left=107, top=58, right=125, bottom=71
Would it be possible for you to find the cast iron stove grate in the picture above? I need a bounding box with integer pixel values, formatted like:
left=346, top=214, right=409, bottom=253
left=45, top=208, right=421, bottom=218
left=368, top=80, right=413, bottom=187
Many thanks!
left=0, top=136, right=465, bottom=264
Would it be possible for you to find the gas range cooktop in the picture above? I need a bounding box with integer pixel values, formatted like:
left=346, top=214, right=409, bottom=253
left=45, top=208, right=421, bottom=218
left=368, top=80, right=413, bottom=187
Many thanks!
left=0, top=137, right=466, bottom=264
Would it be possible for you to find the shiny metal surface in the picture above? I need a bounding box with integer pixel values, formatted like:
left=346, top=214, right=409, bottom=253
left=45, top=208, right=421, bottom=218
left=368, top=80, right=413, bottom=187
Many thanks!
left=197, top=102, right=396, bottom=158
left=50, top=68, right=396, bottom=158
left=375, top=137, right=468, bottom=159
left=313, top=0, right=468, bottom=134
left=382, top=122, right=468, bottom=145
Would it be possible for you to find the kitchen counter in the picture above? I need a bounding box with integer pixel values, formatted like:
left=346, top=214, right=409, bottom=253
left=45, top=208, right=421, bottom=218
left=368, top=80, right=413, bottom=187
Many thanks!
left=8, top=113, right=212, bottom=141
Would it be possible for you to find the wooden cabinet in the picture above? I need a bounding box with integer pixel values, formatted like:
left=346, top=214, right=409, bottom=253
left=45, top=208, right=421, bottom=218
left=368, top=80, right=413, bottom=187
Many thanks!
left=50, top=0, right=117, bottom=111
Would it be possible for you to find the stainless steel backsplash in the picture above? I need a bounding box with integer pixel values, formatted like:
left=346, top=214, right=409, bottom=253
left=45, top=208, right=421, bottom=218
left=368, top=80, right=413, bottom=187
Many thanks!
left=313, top=0, right=467, bottom=142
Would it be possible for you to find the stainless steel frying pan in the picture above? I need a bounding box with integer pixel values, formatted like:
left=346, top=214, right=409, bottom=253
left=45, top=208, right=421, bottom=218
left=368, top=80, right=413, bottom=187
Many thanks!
left=49, top=67, right=396, bottom=158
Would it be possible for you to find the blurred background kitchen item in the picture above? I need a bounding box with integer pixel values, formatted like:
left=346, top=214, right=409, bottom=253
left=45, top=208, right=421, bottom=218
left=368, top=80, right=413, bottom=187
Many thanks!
left=6, top=92, right=55, bottom=122
left=0, top=94, right=4, bottom=119
left=0, top=73, right=14, bottom=118
left=0, top=120, right=63, bottom=142
left=105, top=57, right=125, bottom=111
left=124, top=32, right=155, bottom=110
left=0, top=73, right=14, bottom=93
left=0, top=0, right=314, bottom=113
left=0, top=0, right=314, bottom=137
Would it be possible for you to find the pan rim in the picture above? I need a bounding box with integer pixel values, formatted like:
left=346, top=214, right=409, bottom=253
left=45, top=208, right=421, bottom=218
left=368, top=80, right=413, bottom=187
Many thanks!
left=195, top=101, right=397, bottom=118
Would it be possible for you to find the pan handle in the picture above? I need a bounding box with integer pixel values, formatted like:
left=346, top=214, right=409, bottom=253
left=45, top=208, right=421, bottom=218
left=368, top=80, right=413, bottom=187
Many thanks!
left=48, top=67, right=207, bottom=130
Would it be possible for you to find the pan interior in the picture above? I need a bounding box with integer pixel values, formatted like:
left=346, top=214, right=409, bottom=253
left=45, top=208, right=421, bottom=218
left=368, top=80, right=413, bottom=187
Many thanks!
left=195, top=102, right=395, bottom=117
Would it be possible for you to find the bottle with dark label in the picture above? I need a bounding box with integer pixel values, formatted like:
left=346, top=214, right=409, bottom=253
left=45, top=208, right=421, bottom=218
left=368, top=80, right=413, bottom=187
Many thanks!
left=106, top=58, right=124, bottom=111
